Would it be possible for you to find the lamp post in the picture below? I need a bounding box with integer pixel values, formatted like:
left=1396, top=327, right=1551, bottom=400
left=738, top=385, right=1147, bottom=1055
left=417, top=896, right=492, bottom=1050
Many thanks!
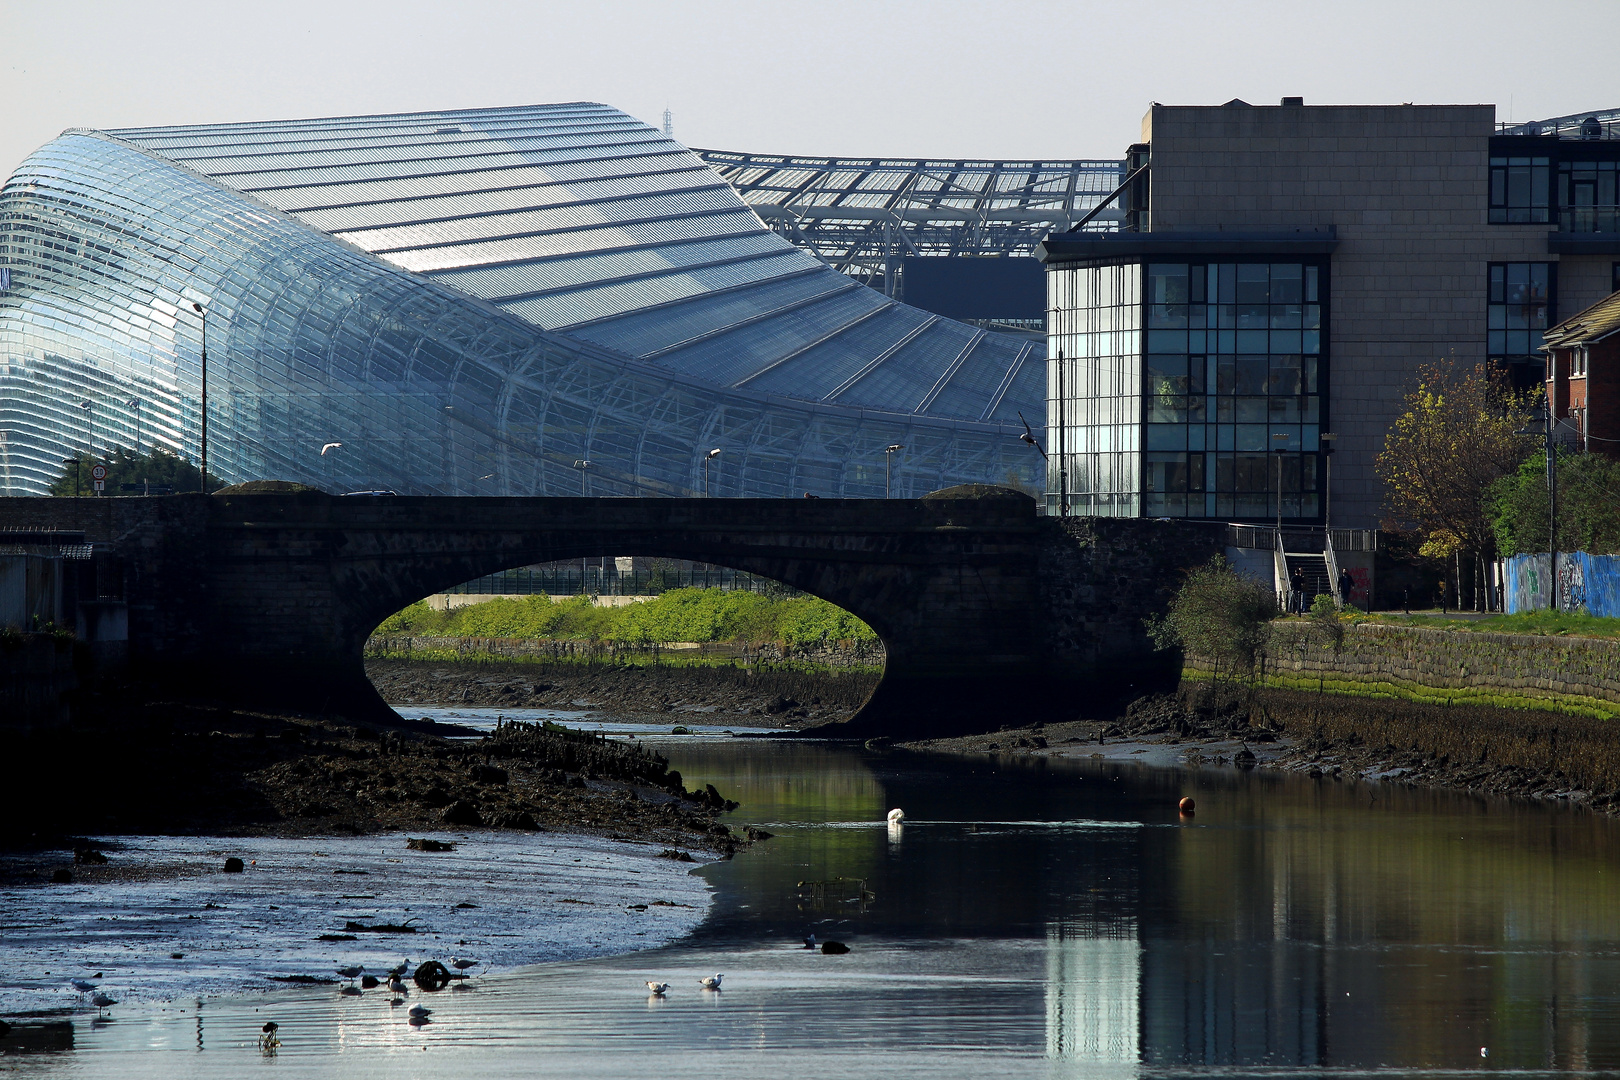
left=192, top=301, right=209, bottom=493
left=884, top=444, right=903, bottom=498
left=79, top=400, right=92, bottom=477
left=63, top=456, right=79, bottom=497
left=573, top=459, right=592, bottom=497
left=703, top=448, right=721, bottom=497
left=1018, top=411, right=1058, bottom=515
left=127, top=398, right=142, bottom=456
left=1272, top=432, right=1290, bottom=537
left=1319, top=432, right=1337, bottom=532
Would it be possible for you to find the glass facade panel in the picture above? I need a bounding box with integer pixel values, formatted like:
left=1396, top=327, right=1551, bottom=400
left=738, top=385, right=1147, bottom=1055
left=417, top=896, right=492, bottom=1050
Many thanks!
left=1489, top=157, right=1551, bottom=223
left=1046, top=259, right=1327, bottom=521
left=0, top=103, right=1050, bottom=499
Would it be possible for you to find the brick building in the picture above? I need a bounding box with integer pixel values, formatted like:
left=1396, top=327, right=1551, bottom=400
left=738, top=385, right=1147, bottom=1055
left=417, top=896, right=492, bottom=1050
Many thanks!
left=1543, top=290, right=1620, bottom=457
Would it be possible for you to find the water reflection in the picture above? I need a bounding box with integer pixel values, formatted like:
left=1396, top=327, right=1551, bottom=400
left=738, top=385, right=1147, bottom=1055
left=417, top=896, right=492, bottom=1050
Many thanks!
left=23, top=742, right=1620, bottom=1076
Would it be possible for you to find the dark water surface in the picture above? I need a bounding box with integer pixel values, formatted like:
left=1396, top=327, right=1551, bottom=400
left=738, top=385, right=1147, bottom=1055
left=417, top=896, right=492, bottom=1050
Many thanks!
left=13, top=741, right=1620, bottom=1078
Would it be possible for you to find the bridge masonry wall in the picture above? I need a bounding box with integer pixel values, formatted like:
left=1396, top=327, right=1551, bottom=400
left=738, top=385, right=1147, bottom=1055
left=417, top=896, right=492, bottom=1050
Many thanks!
left=4, top=493, right=1227, bottom=735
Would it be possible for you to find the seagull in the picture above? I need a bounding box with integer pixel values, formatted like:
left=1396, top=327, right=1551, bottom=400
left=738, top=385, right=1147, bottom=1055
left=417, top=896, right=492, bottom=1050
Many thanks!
left=70, top=978, right=98, bottom=994
left=697, top=974, right=723, bottom=990
left=320, top=442, right=343, bottom=456
left=802, top=933, right=816, bottom=950
left=408, top=1005, right=432, bottom=1018
left=335, top=965, right=364, bottom=984
left=387, top=977, right=409, bottom=994
left=887, top=808, right=905, bottom=824
left=645, top=981, right=669, bottom=995
left=91, top=992, right=117, bottom=1016
left=451, top=958, right=479, bottom=979
left=387, top=960, right=411, bottom=979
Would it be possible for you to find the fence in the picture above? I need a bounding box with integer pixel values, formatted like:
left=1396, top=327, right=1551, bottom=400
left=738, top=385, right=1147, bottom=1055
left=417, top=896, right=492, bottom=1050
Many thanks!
left=1505, top=552, right=1620, bottom=616
left=447, top=566, right=802, bottom=597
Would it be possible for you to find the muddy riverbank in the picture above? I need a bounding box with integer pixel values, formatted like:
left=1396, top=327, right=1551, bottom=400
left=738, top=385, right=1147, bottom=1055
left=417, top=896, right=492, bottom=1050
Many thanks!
left=365, top=657, right=879, bottom=727
left=4, top=696, right=747, bottom=857
left=901, top=684, right=1620, bottom=812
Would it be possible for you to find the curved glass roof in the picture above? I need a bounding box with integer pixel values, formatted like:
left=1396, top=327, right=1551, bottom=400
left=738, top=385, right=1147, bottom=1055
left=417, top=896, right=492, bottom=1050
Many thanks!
left=107, top=103, right=1043, bottom=427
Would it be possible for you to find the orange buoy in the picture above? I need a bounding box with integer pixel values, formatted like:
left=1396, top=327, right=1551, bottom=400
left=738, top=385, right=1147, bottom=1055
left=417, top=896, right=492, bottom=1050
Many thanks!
left=1178, top=797, right=1196, bottom=814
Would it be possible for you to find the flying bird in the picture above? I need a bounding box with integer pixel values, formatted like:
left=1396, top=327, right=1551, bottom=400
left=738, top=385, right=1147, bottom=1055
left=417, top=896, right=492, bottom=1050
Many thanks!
left=697, top=974, right=723, bottom=990
left=320, top=442, right=342, bottom=456
left=645, top=981, right=669, bottom=995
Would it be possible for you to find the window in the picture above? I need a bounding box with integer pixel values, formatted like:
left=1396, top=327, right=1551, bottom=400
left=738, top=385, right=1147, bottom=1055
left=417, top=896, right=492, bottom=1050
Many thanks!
left=1558, top=160, right=1620, bottom=233
left=1140, top=260, right=1324, bottom=520
left=1488, top=262, right=1553, bottom=389
left=1490, top=157, right=1551, bottom=223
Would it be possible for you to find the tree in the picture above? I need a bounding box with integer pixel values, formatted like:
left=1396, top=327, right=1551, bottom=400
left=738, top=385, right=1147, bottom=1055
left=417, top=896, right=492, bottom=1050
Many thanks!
left=49, top=446, right=221, bottom=496
left=1147, top=555, right=1278, bottom=703
left=1488, top=450, right=1620, bottom=557
left=1376, top=358, right=1537, bottom=607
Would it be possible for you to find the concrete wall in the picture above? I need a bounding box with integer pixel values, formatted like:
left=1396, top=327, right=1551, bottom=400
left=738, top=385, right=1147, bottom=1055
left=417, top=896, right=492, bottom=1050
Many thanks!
left=425, top=593, right=651, bottom=612
left=1141, top=102, right=1554, bottom=529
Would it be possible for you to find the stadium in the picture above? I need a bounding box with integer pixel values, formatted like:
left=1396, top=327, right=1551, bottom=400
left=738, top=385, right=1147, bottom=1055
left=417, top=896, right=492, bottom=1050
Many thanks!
left=0, top=102, right=1116, bottom=497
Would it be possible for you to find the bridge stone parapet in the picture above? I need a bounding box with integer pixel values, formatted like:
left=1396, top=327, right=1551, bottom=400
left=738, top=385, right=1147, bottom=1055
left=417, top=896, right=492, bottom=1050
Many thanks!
left=2, top=491, right=1223, bottom=737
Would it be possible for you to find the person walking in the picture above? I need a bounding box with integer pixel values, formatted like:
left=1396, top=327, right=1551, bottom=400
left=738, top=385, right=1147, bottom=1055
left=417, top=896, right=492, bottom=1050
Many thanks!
left=1290, top=566, right=1307, bottom=615
left=1338, top=567, right=1355, bottom=611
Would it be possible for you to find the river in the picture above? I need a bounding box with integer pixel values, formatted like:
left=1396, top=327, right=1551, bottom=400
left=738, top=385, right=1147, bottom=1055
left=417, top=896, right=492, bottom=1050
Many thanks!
left=10, top=735, right=1620, bottom=1077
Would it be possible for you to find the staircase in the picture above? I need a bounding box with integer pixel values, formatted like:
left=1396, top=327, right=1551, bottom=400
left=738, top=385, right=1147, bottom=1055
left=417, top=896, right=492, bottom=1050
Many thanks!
left=1283, top=551, right=1332, bottom=609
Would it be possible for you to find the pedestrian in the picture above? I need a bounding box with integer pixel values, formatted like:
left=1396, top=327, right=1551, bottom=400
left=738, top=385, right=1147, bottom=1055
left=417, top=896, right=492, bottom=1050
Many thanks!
left=1290, top=567, right=1307, bottom=614
left=1338, top=567, right=1355, bottom=610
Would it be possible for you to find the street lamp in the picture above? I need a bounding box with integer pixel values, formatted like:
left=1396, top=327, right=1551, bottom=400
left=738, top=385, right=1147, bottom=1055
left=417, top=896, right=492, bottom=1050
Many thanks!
left=127, top=398, right=142, bottom=456
left=573, top=459, right=592, bottom=497
left=883, top=444, right=903, bottom=498
left=191, top=301, right=209, bottom=493
left=79, top=400, right=92, bottom=473
left=63, top=456, right=80, bottom=497
left=1018, top=411, right=1062, bottom=516
left=1272, top=432, right=1290, bottom=537
left=1319, top=432, right=1337, bottom=532
left=703, top=448, right=721, bottom=497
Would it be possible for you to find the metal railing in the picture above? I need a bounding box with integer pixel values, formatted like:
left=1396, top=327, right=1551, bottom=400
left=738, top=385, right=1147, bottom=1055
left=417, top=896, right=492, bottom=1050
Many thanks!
left=446, top=566, right=802, bottom=597
left=1225, top=523, right=1378, bottom=553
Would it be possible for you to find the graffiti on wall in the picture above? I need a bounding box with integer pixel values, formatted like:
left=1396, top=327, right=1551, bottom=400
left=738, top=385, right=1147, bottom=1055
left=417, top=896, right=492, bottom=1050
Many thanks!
left=1506, top=552, right=1620, bottom=616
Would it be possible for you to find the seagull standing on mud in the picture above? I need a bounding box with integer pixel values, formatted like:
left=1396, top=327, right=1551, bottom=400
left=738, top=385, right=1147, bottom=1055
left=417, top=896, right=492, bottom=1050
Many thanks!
left=697, top=974, right=723, bottom=991
left=91, top=993, right=117, bottom=1016
left=335, top=965, right=364, bottom=985
left=645, top=981, right=669, bottom=995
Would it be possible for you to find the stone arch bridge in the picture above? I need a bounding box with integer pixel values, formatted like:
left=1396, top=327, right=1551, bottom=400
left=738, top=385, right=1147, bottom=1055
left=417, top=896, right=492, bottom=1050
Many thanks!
left=6, top=490, right=1223, bottom=737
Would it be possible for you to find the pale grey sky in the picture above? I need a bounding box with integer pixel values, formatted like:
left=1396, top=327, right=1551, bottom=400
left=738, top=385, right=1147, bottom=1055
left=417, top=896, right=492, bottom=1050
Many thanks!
left=4, top=0, right=1618, bottom=178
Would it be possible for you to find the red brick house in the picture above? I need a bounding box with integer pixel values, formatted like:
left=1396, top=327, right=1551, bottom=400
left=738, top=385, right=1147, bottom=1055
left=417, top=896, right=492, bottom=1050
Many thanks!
left=1543, top=289, right=1620, bottom=458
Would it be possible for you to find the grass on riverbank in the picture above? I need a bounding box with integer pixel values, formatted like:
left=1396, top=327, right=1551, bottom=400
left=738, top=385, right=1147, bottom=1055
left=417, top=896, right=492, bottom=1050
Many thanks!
left=1346, top=609, right=1620, bottom=639
left=1233, top=682, right=1620, bottom=800
left=376, top=587, right=878, bottom=647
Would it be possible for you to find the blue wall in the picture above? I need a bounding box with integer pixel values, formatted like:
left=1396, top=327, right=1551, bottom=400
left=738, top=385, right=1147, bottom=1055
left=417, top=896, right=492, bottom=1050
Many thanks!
left=1505, top=553, right=1620, bottom=616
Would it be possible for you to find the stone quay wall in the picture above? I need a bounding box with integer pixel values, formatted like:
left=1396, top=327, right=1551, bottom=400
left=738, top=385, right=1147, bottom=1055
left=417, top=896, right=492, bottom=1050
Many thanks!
left=1188, top=621, right=1620, bottom=718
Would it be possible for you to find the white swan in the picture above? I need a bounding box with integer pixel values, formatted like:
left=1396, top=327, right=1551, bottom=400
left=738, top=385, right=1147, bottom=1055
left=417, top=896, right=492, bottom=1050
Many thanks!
left=886, top=808, right=905, bottom=824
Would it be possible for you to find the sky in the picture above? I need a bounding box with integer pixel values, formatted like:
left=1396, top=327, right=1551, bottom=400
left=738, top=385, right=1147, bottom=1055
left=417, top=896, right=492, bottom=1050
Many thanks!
left=4, top=0, right=1619, bottom=178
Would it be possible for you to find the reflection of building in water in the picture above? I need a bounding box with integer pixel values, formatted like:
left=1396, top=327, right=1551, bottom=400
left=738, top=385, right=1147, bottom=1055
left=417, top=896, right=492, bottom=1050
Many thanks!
left=1045, top=920, right=1141, bottom=1066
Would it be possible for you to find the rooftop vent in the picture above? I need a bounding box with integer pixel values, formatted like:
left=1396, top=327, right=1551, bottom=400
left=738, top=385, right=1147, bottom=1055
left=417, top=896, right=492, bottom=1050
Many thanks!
left=1221, top=98, right=1252, bottom=108
left=435, top=126, right=464, bottom=135
left=1281, top=96, right=1304, bottom=107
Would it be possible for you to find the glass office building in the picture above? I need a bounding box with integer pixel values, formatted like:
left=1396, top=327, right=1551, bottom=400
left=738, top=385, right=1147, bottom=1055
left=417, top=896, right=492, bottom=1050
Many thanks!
left=1039, top=238, right=1332, bottom=520
left=0, top=103, right=1047, bottom=497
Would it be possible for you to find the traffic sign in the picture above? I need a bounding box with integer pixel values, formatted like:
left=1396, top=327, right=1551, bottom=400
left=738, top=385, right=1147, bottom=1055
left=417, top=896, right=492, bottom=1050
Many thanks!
left=91, top=464, right=108, bottom=481
left=93, top=479, right=105, bottom=493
